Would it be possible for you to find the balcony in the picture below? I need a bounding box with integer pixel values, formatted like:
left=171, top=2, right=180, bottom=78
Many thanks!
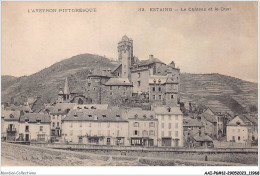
left=7, top=127, right=17, bottom=133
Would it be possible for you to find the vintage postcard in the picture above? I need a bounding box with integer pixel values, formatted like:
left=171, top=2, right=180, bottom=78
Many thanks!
left=1, top=1, right=259, bottom=175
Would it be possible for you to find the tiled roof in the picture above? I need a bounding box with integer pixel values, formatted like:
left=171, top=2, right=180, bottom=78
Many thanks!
left=183, top=118, right=204, bottom=127
left=20, top=113, right=50, bottom=123
left=105, top=78, right=132, bottom=86
left=154, top=106, right=182, bottom=115
left=63, top=109, right=127, bottom=122
left=2, top=110, right=21, bottom=121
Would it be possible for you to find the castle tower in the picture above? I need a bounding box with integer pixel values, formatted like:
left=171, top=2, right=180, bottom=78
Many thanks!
left=118, top=35, right=133, bottom=80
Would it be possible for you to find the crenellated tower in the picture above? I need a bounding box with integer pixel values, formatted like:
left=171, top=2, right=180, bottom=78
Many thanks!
left=118, top=35, right=133, bottom=81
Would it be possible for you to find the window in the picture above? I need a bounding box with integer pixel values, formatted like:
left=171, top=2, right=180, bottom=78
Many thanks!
left=168, top=123, right=171, bottom=129
left=168, top=115, right=171, bottom=120
left=57, top=122, right=60, bottom=127
left=175, top=123, right=178, bottom=128
left=167, top=107, right=171, bottom=112
left=134, top=130, right=138, bottom=135
left=162, top=123, right=164, bottom=128
left=110, top=92, right=113, bottom=95
left=53, top=116, right=55, bottom=120
left=37, top=134, right=45, bottom=141
left=238, top=136, right=240, bottom=141
left=159, top=95, right=162, bottom=100
left=9, top=114, right=14, bottom=118
left=175, top=131, right=178, bottom=137
left=25, top=125, right=29, bottom=132
left=134, top=122, right=139, bottom=127
left=162, top=131, right=164, bottom=137
left=149, top=130, right=154, bottom=136
left=52, top=122, right=55, bottom=128
left=40, top=126, right=43, bottom=131
left=142, top=130, right=148, bottom=136
left=149, top=122, right=154, bottom=127
left=153, top=87, right=155, bottom=91
left=168, top=131, right=172, bottom=137
left=138, top=73, right=141, bottom=78
left=171, top=95, right=174, bottom=99
left=137, top=81, right=141, bottom=87
left=153, top=95, right=156, bottom=100
left=110, top=86, right=112, bottom=90
left=175, top=115, right=178, bottom=120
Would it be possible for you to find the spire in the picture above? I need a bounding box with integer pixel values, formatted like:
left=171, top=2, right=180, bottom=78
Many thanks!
left=63, top=77, right=70, bottom=95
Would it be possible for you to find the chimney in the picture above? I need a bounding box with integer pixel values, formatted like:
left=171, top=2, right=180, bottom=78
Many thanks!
left=149, top=55, right=154, bottom=60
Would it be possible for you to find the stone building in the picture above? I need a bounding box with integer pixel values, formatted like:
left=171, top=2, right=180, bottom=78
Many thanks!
left=126, top=108, right=158, bottom=147
left=154, top=106, right=183, bottom=147
left=2, top=110, right=21, bottom=141
left=19, top=113, right=51, bottom=142
left=227, top=115, right=258, bottom=144
left=62, top=109, right=129, bottom=145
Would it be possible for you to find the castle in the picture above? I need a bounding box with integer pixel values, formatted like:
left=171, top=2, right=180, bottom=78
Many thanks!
left=58, top=35, right=180, bottom=107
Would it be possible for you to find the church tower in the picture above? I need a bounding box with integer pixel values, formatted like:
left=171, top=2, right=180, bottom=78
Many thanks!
left=118, top=35, right=133, bottom=81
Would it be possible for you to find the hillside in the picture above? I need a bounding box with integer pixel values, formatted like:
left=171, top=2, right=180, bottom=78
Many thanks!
left=1, top=53, right=258, bottom=115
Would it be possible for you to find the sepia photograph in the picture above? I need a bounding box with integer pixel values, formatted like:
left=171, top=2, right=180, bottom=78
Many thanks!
left=1, top=1, right=259, bottom=175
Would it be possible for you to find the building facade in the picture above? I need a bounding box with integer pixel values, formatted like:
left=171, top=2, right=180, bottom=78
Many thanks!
left=154, top=106, right=183, bottom=147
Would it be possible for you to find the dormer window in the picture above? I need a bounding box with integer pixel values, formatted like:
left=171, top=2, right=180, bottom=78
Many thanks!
left=91, top=106, right=96, bottom=109
left=36, top=118, right=41, bottom=123
left=236, top=121, right=241, bottom=126
left=158, top=79, right=161, bottom=84
left=84, top=107, right=88, bottom=109
left=134, top=114, right=138, bottom=119
left=167, top=107, right=171, bottom=112
left=58, top=109, right=61, bottom=112
left=25, top=117, right=29, bottom=122
left=143, top=114, right=147, bottom=119
left=150, top=115, right=154, bottom=119
left=88, top=115, right=92, bottom=118
left=74, top=113, right=78, bottom=117
left=153, top=79, right=156, bottom=84
left=116, top=114, right=120, bottom=117
left=102, top=114, right=106, bottom=118
left=9, top=114, right=14, bottom=118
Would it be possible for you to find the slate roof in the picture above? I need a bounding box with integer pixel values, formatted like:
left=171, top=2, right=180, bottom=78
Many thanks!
left=63, top=109, right=127, bottom=122
left=49, top=103, right=77, bottom=115
left=154, top=106, right=182, bottom=115
left=149, top=75, right=168, bottom=84
left=127, top=109, right=157, bottom=121
left=2, top=110, right=21, bottom=121
left=227, top=114, right=257, bottom=126
left=111, top=64, right=122, bottom=73
left=201, top=112, right=217, bottom=123
left=105, top=78, right=133, bottom=86
left=193, top=133, right=213, bottom=142
left=20, top=113, right=50, bottom=123
left=183, top=118, right=204, bottom=127
left=135, top=57, right=164, bottom=67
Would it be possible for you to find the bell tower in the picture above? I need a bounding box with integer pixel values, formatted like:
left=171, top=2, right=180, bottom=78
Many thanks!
left=118, top=35, right=133, bottom=81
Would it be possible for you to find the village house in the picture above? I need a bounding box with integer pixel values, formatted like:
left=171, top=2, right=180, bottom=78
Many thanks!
left=183, top=118, right=213, bottom=148
left=62, top=109, right=129, bottom=146
left=154, top=106, right=183, bottom=147
left=2, top=110, right=21, bottom=141
left=126, top=108, right=158, bottom=147
left=227, top=114, right=258, bottom=145
left=19, top=113, right=51, bottom=142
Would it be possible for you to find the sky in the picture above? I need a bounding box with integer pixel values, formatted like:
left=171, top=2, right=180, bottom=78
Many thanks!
left=2, top=1, right=258, bottom=82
